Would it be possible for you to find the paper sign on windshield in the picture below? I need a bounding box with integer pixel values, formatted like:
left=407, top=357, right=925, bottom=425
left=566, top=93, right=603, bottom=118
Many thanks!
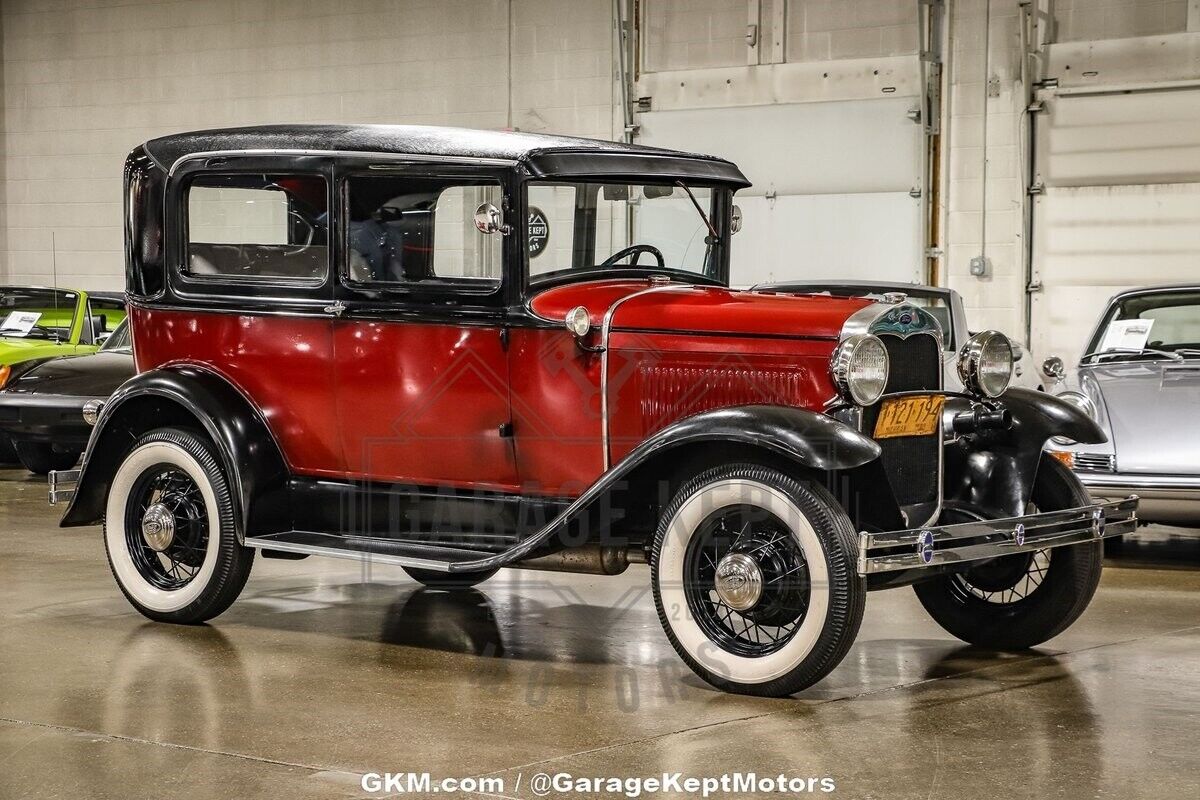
left=0, top=311, right=41, bottom=337
left=1099, top=319, right=1154, bottom=353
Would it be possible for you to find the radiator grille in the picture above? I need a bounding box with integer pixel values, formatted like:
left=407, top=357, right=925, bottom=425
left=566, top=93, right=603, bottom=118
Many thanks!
left=1075, top=453, right=1116, bottom=473
left=639, top=364, right=807, bottom=435
left=863, top=334, right=943, bottom=508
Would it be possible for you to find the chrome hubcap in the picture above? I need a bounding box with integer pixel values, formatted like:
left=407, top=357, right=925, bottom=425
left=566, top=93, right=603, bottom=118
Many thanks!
left=140, top=503, right=176, bottom=553
left=713, top=552, right=763, bottom=611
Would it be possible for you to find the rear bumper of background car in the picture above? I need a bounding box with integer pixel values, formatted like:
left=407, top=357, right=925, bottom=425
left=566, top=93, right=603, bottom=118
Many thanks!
left=0, top=394, right=97, bottom=446
left=858, top=496, right=1139, bottom=575
left=1079, top=472, right=1200, bottom=527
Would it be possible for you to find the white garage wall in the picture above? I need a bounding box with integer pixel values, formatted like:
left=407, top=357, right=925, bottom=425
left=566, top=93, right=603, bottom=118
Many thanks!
left=0, top=0, right=616, bottom=290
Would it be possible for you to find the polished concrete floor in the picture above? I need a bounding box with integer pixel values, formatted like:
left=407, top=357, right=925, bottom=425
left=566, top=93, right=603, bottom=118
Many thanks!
left=1, top=465, right=1198, bottom=800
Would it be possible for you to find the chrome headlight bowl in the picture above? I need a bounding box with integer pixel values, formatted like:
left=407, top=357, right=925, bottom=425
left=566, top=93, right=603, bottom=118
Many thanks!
left=957, top=331, right=1014, bottom=398
left=830, top=334, right=889, bottom=406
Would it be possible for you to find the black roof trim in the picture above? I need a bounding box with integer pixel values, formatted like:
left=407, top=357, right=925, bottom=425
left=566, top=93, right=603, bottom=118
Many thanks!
left=142, top=124, right=750, bottom=187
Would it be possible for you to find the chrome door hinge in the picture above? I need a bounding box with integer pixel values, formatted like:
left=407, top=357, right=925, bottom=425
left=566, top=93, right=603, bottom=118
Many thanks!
left=323, top=300, right=346, bottom=316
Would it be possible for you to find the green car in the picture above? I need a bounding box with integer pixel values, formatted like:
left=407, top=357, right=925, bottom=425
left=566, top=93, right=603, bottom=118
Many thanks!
left=1, top=286, right=126, bottom=460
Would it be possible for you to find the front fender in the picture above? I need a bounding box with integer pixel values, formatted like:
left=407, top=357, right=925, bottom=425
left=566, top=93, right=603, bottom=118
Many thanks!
left=943, top=387, right=1105, bottom=519
left=60, top=365, right=289, bottom=538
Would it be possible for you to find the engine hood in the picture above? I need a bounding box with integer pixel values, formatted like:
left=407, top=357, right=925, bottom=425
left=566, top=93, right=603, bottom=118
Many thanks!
left=1082, top=360, right=1200, bottom=475
left=528, top=279, right=871, bottom=340
left=3, top=351, right=135, bottom=397
left=0, top=336, right=77, bottom=365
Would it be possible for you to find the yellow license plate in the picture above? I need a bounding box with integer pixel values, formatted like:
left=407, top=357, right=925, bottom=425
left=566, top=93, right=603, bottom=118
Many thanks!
left=873, top=395, right=945, bottom=439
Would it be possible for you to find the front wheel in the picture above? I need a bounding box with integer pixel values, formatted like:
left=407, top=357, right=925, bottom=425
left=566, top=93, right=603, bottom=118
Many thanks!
left=651, top=464, right=865, bottom=697
left=103, top=427, right=254, bottom=624
left=914, top=455, right=1103, bottom=649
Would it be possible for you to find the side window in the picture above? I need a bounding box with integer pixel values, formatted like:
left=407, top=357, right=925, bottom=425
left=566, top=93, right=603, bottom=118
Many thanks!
left=185, top=174, right=328, bottom=281
left=85, top=298, right=127, bottom=344
left=344, top=175, right=502, bottom=288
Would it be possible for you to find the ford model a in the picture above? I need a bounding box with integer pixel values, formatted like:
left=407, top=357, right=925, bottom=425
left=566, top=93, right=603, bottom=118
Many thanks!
left=51, top=125, right=1137, bottom=696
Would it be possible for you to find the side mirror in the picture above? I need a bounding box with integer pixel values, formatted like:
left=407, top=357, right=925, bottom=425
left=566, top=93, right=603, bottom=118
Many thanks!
left=473, top=203, right=510, bottom=235
left=1042, top=356, right=1066, bottom=381
left=731, top=205, right=743, bottom=235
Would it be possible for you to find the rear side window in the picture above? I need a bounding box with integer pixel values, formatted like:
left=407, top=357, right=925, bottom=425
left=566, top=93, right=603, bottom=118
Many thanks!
left=344, top=175, right=503, bottom=289
left=185, top=174, right=329, bottom=282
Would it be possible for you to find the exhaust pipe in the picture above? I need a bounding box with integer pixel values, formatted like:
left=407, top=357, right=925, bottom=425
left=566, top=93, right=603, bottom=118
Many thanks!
left=511, top=545, right=647, bottom=576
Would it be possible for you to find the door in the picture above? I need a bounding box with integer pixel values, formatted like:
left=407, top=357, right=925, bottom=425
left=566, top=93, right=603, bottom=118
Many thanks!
left=1031, top=88, right=1200, bottom=366
left=636, top=99, right=925, bottom=287
left=331, top=166, right=518, bottom=492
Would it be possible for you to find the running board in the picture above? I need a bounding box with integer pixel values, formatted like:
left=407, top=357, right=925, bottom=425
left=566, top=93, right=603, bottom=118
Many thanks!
left=244, top=531, right=491, bottom=572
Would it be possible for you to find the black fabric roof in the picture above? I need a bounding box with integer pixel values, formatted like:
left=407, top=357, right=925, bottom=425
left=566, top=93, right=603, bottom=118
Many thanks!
left=142, top=124, right=749, bottom=186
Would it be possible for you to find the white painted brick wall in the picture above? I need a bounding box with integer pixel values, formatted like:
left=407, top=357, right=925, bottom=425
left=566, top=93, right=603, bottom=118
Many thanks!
left=0, top=0, right=616, bottom=289
left=945, top=0, right=1026, bottom=341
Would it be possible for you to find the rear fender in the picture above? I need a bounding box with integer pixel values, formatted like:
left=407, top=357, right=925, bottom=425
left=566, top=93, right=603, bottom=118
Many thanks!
left=60, top=365, right=289, bottom=538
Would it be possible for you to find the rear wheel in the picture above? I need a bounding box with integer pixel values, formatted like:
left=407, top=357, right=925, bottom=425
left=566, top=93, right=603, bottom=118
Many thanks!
left=651, top=464, right=865, bottom=697
left=15, top=441, right=81, bottom=475
left=103, top=427, right=254, bottom=624
left=914, top=455, right=1103, bottom=649
left=0, top=436, right=19, bottom=464
left=402, top=566, right=498, bottom=589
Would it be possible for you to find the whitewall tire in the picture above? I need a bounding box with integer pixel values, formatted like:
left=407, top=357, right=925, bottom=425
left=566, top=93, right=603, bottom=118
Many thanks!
left=103, top=428, right=254, bottom=624
left=651, top=464, right=865, bottom=697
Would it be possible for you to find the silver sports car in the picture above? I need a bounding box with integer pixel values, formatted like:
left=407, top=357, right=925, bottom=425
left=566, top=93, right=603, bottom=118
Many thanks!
left=1043, top=285, right=1200, bottom=527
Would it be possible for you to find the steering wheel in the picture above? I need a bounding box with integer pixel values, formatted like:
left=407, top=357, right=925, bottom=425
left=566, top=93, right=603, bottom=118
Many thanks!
left=598, top=244, right=665, bottom=269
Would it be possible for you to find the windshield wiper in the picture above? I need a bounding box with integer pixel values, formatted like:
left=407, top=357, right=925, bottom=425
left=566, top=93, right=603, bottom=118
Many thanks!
left=675, top=181, right=717, bottom=239
left=1081, top=346, right=1183, bottom=362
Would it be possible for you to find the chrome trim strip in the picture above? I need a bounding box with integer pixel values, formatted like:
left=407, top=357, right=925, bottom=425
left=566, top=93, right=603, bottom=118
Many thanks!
left=599, top=283, right=696, bottom=470
left=168, top=148, right=518, bottom=176
left=243, top=535, right=453, bottom=571
left=1079, top=473, right=1200, bottom=490
left=857, top=496, right=1139, bottom=575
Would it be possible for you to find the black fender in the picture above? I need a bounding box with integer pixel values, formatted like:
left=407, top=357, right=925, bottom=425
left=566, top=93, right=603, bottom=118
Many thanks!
left=60, top=365, right=289, bottom=537
left=943, top=387, right=1106, bottom=519
left=450, top=404, right=881, bottom=571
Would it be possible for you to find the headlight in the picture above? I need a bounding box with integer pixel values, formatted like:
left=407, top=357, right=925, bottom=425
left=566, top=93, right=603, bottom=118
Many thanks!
left=957, top=331, right=1013, bottom=398
left=830, top=334, right=889, bottom=406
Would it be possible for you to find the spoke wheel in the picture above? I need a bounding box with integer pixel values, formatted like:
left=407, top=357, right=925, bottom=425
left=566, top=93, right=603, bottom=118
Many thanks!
left=104, top=427, right=254, bottom=624
left=914, top=455, right=1104, bottom=650
left=683, top=505, right=811, bottom=657
left=124, top=465, right=211, bottom=591
left=652, top=464, right=865, bottom=697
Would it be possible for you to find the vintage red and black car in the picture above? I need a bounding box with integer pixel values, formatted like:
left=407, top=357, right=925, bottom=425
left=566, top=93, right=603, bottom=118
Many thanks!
left=51, top=125, right=1138, bottom=696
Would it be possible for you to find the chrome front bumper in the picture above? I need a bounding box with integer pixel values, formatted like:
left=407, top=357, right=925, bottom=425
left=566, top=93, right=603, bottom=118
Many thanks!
left=48, top=469, right=80, bottom=505
left=858, top=496, right=1139, bottom=575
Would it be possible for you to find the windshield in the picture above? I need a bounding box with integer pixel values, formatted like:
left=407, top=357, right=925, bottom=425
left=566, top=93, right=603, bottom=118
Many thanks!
left=525, top=181, right=724, bottom=283
left=100, top=319, right=132, bottom=352
left=0, top=288, right=78, bottom=341
left=1083, top=290, right=1200, bottom=362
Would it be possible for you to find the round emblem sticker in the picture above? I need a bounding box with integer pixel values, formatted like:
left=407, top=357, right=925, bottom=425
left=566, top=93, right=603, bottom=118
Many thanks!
left=527, top=206, right=549, bottom=258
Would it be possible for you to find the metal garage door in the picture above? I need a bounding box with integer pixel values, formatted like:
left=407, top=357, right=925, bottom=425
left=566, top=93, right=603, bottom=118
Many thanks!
left=637, top=98, right=924, bottom=287
left=1031, top=87, right=1200, bottom=366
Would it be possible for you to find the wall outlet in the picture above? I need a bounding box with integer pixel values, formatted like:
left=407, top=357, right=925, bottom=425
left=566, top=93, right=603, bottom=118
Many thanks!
left=969, top=255, right=989, bottom=277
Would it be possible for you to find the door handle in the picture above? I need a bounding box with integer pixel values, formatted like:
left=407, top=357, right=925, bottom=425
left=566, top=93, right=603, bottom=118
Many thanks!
left=323, top=300, right=346, bottom=316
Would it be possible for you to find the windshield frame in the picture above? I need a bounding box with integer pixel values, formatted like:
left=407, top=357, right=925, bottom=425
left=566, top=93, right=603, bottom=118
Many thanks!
left=0, top=287, right=81, bottom=342
left=1081, top=287, right=1200, bottom=364
left=520, top=178, right=734, bottom=292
